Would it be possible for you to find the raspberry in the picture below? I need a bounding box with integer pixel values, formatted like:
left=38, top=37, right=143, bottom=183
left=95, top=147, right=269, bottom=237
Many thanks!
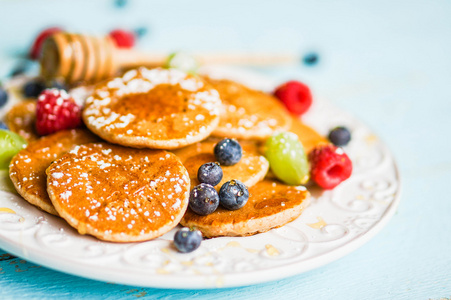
left=109, top=29, right=135, bottom=48
left=308, top=145, right=352, bottom=189
left=274, top=80, right=312, bottom=116
left=29, top=27, right=63, bottom=60
left=36, top=89, right=82, bottom=136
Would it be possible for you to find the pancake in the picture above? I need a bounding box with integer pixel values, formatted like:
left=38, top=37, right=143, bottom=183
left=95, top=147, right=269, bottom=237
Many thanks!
left=288, top=115, right=328, bottom=153
left=205, top=78, right=291, bottom=140
left=5, top=100, right=39, bottom=142
left=46, top=143, right=190, bottom=242
left=172, top=140, right=269, bottom=191
left=181, top=179, right=310, bottom=237
left=83, top=67, right=222, bottom=149
left=205, top=114, right=326, bottom=156
left=9, top=129, right=99, bottom=215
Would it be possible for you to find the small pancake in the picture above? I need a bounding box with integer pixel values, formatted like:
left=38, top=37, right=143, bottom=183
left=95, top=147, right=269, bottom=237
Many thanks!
left=9, top=129, right=99, bottom=215
left=181, top=179, right=310, bottom=237
left=205, top=78, right=291, bottom=140
left=5, top=100, right=39, bottom=142
left=288, top=115, right=328, bottom=153
left=83, top=68, right=222, bottom=149
left=46, top=143, right=190, bottom=242
left=172, top=140, right=269, bottom=191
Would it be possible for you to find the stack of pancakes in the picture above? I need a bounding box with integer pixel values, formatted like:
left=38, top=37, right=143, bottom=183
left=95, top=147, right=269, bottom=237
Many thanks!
left=7, top=67, right=326, bottom=242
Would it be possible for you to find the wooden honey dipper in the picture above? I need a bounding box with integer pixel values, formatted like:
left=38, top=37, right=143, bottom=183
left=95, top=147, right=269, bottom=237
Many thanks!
left=40, top=32, right=300, bottom=84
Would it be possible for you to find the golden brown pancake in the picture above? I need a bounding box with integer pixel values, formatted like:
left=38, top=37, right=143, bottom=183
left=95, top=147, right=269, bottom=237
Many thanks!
left=83, top=67, right=222, bottom=149
left=46, top=143, right=190, bottom=242
left=9, top=129, right=99, bottom=215
left=172, top=140, right=269, bottom=191
left=288, top=115, right=328, bottom=153
left=205, top=78, right=291, bottom=140
left=181, top=179, right=310, bottom=237
left=5, top=100, right=39, bottom=142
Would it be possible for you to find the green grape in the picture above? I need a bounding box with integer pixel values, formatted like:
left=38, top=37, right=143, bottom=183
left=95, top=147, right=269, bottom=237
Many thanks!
left=265, top=131, right=309, bottom=185
left=0, top=130, right=27, bottom=169
left=164, top=52, right=199, bottom=74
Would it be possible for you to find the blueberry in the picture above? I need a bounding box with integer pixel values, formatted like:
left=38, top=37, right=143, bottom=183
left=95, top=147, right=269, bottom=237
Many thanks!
left=0, top=87, right=8, bottom=108
left=189, top=183, right=219, bottom=215
left=328, top=126, right=351, bottom=146
left=114, top=0, right=128, bottom=8
left=0, top=121, right=8, bottom=130
left=23, top=80, right=46, bottom=98
left=214, top=138, right=242, bottom=166
left=173, top=227, right=202, bottom=253
left=134, top=27, right=148, bottom=38
left=303, top=52, right=319, bottom=66
left=197, top=162, right=223, bottom=186
left=218, top=180, right=249, bottom=211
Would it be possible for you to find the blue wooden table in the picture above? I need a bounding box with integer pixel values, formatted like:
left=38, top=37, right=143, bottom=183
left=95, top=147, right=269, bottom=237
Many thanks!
left=1, top=0, right=450, bottom=299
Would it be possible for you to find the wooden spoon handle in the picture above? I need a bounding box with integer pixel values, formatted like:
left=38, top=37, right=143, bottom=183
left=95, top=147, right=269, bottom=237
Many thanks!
left=113, top=49, right=167, bottom=69
left=114, top=49, right=299, bottom=69
left=41, top=32, right=301, bottom=84
left=194, top=52, right=299, bottom=65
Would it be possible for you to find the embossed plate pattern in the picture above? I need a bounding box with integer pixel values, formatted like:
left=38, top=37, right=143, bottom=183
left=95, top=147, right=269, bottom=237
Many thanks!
left=0, top=67, right=401, bottom=289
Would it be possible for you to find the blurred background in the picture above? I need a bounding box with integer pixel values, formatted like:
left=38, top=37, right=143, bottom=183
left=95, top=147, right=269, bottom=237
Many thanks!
left=1, top=0, right=449, bottom=140
left=0, top=0, right=450, bottom=298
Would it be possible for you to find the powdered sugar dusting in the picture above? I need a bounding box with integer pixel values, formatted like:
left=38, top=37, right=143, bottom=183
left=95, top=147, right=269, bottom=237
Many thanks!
left=60, top=191, right=72, bottom=200
left=69, top=86, right=94, bottom=108
left=83, top=67, right=221, bottom=143
left=52, top=172, right=64, bottom=179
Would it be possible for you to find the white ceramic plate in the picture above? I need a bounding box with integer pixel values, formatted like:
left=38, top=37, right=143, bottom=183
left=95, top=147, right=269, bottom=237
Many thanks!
left=0, top=67, right=401, bottom=289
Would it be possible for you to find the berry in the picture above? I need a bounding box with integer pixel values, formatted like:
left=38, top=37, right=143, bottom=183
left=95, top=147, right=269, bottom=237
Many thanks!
left=0, top=122, right=8, bottom=130
left=0, top=87, right=8, bottom=108
left=308, top=145, right=352, bottom=189
left=114, top=0, right=128, bottom=8
left=23, top=79, right=46, bottom=98
left=173, top=227, right=202, bottom=253
left=165, top=52, right=199, bottom=74
left=0, top=130, right=27, bottom=169
left=218, top=180, right=249, bottom=210
left=29, top=27, right=63, bottom=60
left=265, top=132, right=309, bottom=185
left=109, top=29, right=135, bottom=49
left=214, top=138, right=242, bottom=166
left=189, top=183, right=219, bottom=215
left=36, top=89, right=82, bottom=136
left=197, top=162, right=223, bottom=186
left=274, top=80, right=312, bottom=116
left=134, top=27, right=148, bottom=38
left=328, top=126, right=351, bottom=146
left=303, top=52, right=319, bottom=66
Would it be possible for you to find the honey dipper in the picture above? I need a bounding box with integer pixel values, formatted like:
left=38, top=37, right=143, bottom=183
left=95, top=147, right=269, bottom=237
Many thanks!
left=40, top=32, right=300, bottom=84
